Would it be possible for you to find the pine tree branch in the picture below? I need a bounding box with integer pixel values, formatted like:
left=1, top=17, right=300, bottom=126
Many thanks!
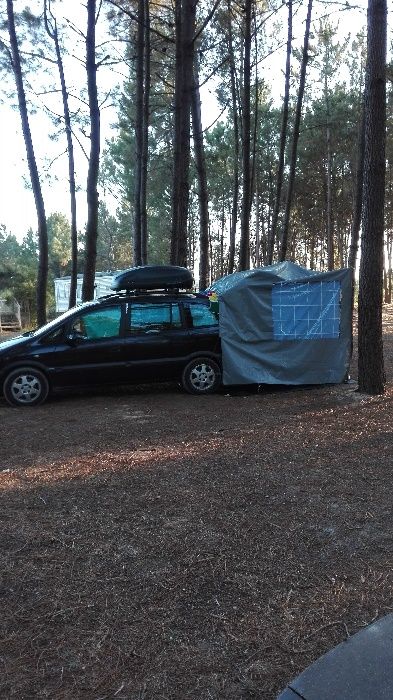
left=193, top=0, right=221, bottom=44
left=106, top=0, right=174, bottom=44
left=19, top=50, right=58, bottom=64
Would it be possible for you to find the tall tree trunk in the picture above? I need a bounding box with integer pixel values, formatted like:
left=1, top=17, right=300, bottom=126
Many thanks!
left=348, top=99, right=365, bottom=362
left=249, top=11, right=259, bottom=221
left=44, top=0, right=78, bottom=308
left=170, top=0, right=197, bottom=267
left=170, top=0, right=182, bottom=265
left=209, top=223, right=213, bottom=281
left=191, top=54, right=209, bottom=290
left=255, top=177, right=260, bottom=266
left=323, top=37, right=334, bottom=271
left=7, top=0, right=48, bottom=326
left=55, top=38, right=78, bottom=308
left=188, top=208, right=196, bottom=272
left=326, top=121, right=334, bottom=269
left=348, top=101, right=366, bottom=270
left=238, top=0, right=252, bottom=271
left=141, top=0, right=150, bottom=264
left=387, top=232, right=392, bottom=304
left=227, top=0, right=239, bottom=274
left=386, top=166, right=393, bottom=304
left=82, top=0, right=100, bottom=302
left=279, top=0, right=313, bottom=262
left=358, top=0, right=387, bottom=395
left=309, top=233, right=315, bottom=269
left=133, top=0, right=144, bottom=266
left=220, top=198, right=225, bottom=278
left=268, top=0, right=292, bottom=264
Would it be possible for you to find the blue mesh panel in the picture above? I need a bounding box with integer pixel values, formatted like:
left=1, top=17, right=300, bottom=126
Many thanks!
left=272, top=280, right=341, bottom=340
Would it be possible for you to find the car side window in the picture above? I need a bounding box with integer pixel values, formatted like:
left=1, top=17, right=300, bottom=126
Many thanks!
left=188, top=303, right=219, bottom=328
left=70, top=306, right=122, bottom=340
left=127, top=303, right=182, bottom=334
left=40, top=325, right=65, bottom=343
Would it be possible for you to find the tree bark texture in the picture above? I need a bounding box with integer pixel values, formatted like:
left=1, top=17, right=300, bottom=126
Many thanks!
left=385, top=169, right=393, bottom=304
left=268, top=0, right=292, bottom=265
left=141, top=0, right=150, bottom=265
left=170, top=0, right=182, bottom=265
left=348, top=99, right=366, bottom=361
left=82, top=0, right=100, bottom=302
left=7, top=0, right=48, bottom=326
left=386, top=231, right=392, bottom=303
left=191, top=54, right=209, bottom=291
left=255, top=179, right=260, bottom=265
left=348, top=101, right=365, bottom=271
left=249, top=16, right=259, bottom=223
left=279, top=0, right=313, bottom=263
left=227, top=1, right=239, bottom=274
left=238, top=0, right=252, bottom=271
left=358, top=0, right=387, bottom=395
left=133, top=0, right=144, bottom=266
left=326, top=120, right=334, bottom=270
left=170, top=0, right=197, bottom=268
left=321, top=32, right=335, bottom=271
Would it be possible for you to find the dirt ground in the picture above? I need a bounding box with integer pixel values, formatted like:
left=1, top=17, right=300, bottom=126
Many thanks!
left=1, top=311, right=393, bottom=699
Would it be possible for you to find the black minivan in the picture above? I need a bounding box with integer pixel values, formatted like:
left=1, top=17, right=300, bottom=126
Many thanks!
left=0, top=266, right=221, bottom=407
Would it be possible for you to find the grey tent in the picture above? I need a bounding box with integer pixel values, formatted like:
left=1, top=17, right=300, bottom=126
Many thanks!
left=209, top=262, right=353, bottom=386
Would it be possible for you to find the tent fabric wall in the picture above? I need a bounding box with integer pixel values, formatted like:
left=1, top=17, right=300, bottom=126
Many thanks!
left=209, top=262, right=353, bottom=386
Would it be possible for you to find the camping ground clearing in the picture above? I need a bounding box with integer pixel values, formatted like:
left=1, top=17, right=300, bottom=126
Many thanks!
left=1, top=309, right=393, bottom=699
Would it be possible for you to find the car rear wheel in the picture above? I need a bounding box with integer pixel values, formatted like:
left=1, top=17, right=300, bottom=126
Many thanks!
left=181, top=357, right=221, bottom=395
left=3, top=367, right=49, bottom=407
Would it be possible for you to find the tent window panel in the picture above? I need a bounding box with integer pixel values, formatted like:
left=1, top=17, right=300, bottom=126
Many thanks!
left=272, top=280, right=341, bottom=340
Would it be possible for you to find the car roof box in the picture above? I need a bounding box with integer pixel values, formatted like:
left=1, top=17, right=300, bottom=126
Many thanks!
left=111, top=265, right=193, bottom=292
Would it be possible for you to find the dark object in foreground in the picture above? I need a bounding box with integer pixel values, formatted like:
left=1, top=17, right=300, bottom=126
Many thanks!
left=277, top=614, right=393, bottom=700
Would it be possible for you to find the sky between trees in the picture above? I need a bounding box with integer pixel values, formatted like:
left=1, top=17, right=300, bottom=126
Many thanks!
left=0, top=0, right=370, bottom=241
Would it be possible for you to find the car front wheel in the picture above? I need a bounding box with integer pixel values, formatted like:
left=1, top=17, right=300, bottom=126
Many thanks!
left=181, top=357, right=221, bottom=395
left=3, top=367, right=49, bottom=407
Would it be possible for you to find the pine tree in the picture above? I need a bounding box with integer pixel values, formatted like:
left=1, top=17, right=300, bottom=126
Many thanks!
left=358, top=0, right=387, bottom=395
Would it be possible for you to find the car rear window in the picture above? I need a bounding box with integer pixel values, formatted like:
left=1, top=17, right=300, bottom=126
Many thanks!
left=127, top=303, right=182, bottom=333
left=187, top=303, right=219, bottom=328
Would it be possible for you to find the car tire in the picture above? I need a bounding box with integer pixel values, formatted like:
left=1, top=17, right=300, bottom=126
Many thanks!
left=3, top=367, right=49, bottom=407
left=181, top=357, right=221, bottom=395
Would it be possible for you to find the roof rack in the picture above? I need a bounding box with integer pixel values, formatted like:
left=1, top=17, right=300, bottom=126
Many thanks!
left=98, top=289, right=196, bottom=299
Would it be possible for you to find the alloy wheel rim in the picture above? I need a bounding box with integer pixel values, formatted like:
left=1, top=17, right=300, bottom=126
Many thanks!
left=10, top=374, right=41, bottom=404
left=190, top=363, right=216, bottom=391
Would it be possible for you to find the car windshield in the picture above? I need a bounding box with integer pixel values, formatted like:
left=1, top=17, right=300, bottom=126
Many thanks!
left=30, top=303, right=94, bottom=337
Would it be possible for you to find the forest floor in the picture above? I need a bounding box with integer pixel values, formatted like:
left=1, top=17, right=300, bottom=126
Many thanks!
left=1, top=310, right=393, bottom=699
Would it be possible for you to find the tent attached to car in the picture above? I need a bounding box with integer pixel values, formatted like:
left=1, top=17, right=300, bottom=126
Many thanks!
left=208, top=262, right=353, bottom=386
